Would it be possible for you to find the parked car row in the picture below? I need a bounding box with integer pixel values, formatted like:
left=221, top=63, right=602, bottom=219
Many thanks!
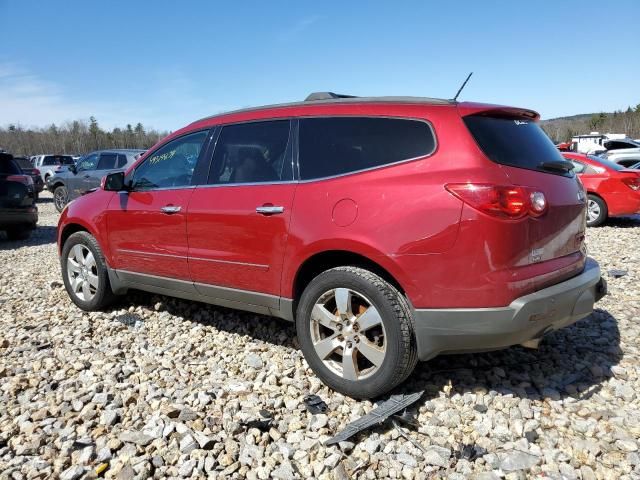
left=46, top=149, right=145, bottom=212
left=56, top=93, right=607, bottom=398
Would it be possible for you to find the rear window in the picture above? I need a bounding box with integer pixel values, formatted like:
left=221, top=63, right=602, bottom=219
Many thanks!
left=0, top=156, right=21, bottom=175
left=43, top=155, right=74, bottom=166
left=464, top=116, right=565, bottom=171
left=298, top=117, right=435, bottom=180
left=13, top=158, right=32, bottom=170
left=587, top=155, right=625, bottom=172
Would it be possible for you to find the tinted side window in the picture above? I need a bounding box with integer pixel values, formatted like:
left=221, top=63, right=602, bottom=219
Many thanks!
left=97, top=153, right=118, bottom=170
left=42, top=156, right=58, bottom=166
left=298, top=117, right=435, bottom=180
left=117, top=154, right=128, bottom=168
left=133, top=131, right=208, bottom=190
left=208, top=120, right=292, bottom=184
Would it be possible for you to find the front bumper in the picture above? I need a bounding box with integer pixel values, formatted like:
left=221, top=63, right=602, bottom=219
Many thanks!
left=412, top=257, right=606, bottom=361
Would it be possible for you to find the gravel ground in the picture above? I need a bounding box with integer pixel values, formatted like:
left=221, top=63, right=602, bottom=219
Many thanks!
left=1, top=192, right=639, bottom=480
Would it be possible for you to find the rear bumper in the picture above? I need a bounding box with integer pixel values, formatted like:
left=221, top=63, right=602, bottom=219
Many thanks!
left=0, top=208, right=38, bottom=229
left=412, top=257, right=605, bottom=361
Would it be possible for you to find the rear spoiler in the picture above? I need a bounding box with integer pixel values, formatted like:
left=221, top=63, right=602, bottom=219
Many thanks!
left=457, top=102, right=540, bottom=121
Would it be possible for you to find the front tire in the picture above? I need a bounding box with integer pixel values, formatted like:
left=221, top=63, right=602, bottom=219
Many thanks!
left=54, top=185, right=68, bottom=213
left=296, top=267, right=418, bottom=399
left=586, top=194, right=607, bottom=227
left=61, top=231, right=116, bottom=311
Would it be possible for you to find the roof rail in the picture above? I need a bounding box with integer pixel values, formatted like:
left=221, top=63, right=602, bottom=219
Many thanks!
left=305, top=92, right=358, bottom=101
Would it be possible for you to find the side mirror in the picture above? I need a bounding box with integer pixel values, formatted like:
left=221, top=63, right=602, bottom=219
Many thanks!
left=102, top=171, right=127, bottom=192
left=69, top=164, right=77, bottom=174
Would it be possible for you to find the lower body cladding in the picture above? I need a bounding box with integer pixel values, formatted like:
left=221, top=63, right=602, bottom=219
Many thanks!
left=107, top=268, right=295, bottom=321
left=411, top=258, right=606, bottom=361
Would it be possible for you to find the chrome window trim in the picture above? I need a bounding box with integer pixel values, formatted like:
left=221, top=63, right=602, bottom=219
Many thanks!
left=198, top=114, right=438, bottom=186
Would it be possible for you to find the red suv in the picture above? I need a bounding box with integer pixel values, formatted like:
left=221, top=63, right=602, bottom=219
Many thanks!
left=57, top=93, right=606, bottom=398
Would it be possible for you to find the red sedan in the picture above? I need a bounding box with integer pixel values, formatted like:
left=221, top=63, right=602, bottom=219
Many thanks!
left=563, top=152, right=640, bottom=226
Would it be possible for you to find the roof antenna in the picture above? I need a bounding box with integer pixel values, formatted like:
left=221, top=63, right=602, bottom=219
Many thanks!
left=452, top=72, right=473, bottom=102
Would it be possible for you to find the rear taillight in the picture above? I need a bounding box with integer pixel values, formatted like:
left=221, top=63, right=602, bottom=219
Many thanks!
left=445, top=183, right=547, bottom=219
left=621, top=177, right=640, bottom=191
left=33, top=168, right=40, bottom=175
left=6, top=175, right=34, bottom=186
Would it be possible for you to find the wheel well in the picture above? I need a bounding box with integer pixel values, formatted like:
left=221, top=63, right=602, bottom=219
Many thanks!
left=60, top=224, right=88, bottom=248
left=292, top=250, right=405, bottom=302
left=52, top=182, right=65, bottom=191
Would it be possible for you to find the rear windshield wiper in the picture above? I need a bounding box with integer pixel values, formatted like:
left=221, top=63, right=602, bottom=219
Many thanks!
left=539, top=160, right=574, bottom=173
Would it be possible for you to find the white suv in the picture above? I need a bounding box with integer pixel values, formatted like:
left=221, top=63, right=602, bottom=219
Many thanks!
left=30, top=155, right=75, bottom=183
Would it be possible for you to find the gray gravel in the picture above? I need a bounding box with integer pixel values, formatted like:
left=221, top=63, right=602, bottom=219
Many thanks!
left=1, top=192, right=639, bottom=479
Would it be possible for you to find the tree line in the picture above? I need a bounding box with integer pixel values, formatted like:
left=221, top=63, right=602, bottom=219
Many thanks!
left=541, top=104, right=640, bottom=144
left=0, top=117, right=169, bottom=157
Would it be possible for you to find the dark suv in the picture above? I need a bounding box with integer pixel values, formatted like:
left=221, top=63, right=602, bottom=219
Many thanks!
left=47, top=149, right=145, bottom=212
left=57, top=93, right=606, bottom=398
left=1, top=153, right=38, bottom=240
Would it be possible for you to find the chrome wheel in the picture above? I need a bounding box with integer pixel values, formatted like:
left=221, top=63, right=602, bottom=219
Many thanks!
left=587, top=199, right=601, bottom=223
left=54, top=187, right=67, bottom=211
left=66, top=244, right=99, bottom=301
left=309, top=288, right=387, bottom=381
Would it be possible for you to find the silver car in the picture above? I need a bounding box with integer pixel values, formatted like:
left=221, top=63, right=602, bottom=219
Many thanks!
left=47, top=149, right=145, bottom=212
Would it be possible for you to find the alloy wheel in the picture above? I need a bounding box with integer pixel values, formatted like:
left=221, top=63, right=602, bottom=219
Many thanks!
left=309, top=288, right=387, bottom=381
left=587, top=199, right=601, bottom=223
left=54, top=188, right=67, bottom=211
left=66, top=244, right=99, bottom=301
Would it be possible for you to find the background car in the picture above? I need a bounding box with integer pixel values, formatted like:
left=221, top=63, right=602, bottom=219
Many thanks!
left=47, top=149, right=145, bottom=212
left=562, top=152, right=640, bottom=226
left=630, top=161, right=640, bottom=170
left=13, top=156, right=45, bottom=198
left=0, top=153, right=38, bottom=240
left=31, top=154, right=75, bottom=183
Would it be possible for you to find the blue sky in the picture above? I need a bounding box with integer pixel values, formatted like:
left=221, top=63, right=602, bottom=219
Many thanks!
left=1, top=0, right=639, bottom=131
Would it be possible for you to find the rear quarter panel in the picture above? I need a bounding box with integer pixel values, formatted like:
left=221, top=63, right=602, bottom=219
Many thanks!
left=281, top=104, right=508, bottom=302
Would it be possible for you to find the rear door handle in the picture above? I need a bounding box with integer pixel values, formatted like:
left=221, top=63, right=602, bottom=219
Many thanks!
left=83, top=175, right=91, bottom=178
left=256, top=205, right=284, bottom=215
left=161, top=205, right=182, bottom=214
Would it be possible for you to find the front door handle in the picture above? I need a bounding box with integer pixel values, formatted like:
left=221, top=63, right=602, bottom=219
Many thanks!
left=256, top=205, right=284, bottom=215
left=83, top=174, right=91, bottom=178
left=161, top=205, right=182, bottom=214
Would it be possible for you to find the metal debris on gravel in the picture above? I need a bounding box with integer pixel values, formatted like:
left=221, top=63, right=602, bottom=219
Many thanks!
left=1, top=195, right=639, bottom=479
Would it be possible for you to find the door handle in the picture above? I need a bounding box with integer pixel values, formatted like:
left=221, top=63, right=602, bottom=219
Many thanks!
left=256, top=205, right=284, bottom=215
left=83, top=175, right=91, bottom=178
left=161, top=205, right=182, bottom=214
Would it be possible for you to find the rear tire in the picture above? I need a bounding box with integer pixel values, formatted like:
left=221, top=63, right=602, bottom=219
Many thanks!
left=296, top=266, right=418, bottom=399
left=6, top=228, right=31, bottom=241
left=54, top=185, right=68, bottom=213
left=61, top=231, right=116, bottom=311
left=586, top=194, right=607, bottom=227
